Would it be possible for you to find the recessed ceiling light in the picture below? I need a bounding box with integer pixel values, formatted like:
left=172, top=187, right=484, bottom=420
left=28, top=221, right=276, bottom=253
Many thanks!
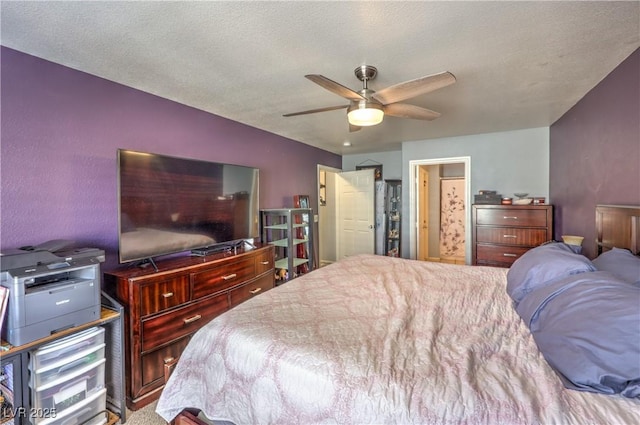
left=343, top=141, right=352, bottom=147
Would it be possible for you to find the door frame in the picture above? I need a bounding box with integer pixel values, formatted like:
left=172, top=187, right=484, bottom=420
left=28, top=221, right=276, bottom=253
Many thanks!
left=317, top=164, right=341, bottom=267
left=408, top=157, right=471, bottom=264
left=417, top=165, right=430, bottom=261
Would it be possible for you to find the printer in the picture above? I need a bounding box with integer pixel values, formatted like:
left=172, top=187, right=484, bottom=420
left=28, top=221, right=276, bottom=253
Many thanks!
left=1, top=240, right=105, bottom=346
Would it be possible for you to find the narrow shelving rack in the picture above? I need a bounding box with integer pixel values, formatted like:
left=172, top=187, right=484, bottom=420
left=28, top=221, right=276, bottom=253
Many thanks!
left=384, top=180, right=402, bottom=257
left=261, top=208, right=314, bottom=283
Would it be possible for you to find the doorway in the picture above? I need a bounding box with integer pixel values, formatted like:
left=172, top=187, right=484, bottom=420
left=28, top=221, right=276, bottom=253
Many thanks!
left=409, top=157, right=471, bottom=264
left=318, top=165, right=340, bottom=267
left=317, top=165, right=375, bottom=266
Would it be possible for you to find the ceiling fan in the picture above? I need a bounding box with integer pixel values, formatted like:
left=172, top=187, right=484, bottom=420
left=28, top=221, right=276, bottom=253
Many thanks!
left=283, top=65, right=456, bottom=132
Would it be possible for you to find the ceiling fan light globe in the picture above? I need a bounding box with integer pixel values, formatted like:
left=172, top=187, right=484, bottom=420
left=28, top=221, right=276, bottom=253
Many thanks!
left=347, top=103, right=384, bottom=126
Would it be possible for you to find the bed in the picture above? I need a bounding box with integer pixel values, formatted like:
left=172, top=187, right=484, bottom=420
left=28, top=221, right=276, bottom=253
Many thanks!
left=156, top=205, right=640, bottom=424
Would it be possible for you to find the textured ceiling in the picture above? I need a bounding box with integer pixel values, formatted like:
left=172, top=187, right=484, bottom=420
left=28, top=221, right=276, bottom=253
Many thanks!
left=1, top=1, right=638, bottom=155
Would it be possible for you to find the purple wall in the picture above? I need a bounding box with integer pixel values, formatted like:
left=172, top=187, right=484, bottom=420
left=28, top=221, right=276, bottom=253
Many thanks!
left=550, top=48, right=639, bottom=259
left=0, top=47, right=341, bottom=267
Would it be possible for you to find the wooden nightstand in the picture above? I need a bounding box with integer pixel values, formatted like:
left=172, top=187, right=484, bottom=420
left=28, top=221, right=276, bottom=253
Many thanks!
left=472, top=204, right=553, bottom=267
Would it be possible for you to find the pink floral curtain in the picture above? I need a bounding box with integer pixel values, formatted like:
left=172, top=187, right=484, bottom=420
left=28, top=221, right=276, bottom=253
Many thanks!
left=440, top=178, right=465, bottom=259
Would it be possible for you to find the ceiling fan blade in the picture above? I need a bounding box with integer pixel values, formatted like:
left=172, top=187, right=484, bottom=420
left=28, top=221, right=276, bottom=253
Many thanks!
left=372, top=71, right=456, bottom=105
left=283, top=104, right=348, bottom=117
left=349, top=123, right=362, bottom=132
left=305, top=75, right=366, bottom=101
left=383, top=103, right=441, bottom=121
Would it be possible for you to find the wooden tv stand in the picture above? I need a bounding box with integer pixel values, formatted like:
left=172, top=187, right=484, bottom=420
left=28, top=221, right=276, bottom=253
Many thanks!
left=104, top=244, right=275, bottom=410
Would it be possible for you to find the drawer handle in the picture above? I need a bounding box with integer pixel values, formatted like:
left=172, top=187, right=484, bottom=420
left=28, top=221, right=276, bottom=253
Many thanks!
left=260, top=261, right=269, bottom=265
left=164, top=356, right=175, bottom=364
left=503, top=253, right=517, bottom=257
left=183, top=314, right=202, bottom=324
left=503, top=235, right=517, bottom=238
left=249, top=287, right=262, bottom=295
left=162, top=292, right=174, bottom=298
left=222, top=273, right=237, bottom=280
left=503, top=216, right=518, bottom=220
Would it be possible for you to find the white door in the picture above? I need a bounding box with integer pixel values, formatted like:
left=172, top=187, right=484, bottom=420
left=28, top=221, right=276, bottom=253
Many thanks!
left=336, top=169, right=375, bottom=260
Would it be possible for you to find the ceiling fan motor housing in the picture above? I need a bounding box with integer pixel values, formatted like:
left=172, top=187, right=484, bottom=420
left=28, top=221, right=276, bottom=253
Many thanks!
left=347, top=87, right=384, bottom=126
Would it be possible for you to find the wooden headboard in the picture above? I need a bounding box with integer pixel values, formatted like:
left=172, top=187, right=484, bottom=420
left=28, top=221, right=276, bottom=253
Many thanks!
left=596, top=205, right=640, bottom=255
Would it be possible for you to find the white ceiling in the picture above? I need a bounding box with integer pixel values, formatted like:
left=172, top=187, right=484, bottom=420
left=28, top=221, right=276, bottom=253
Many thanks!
left=1, top=1, right=638, bottom=155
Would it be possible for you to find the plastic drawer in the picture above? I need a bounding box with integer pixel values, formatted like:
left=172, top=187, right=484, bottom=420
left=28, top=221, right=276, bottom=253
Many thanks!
left=37, top=388, right=107, bottom=425
left=30, top=358, right=105, bottom=422
left=29, top=342, right=105, bottom=388
left=30, top=327, right=105, bottom=371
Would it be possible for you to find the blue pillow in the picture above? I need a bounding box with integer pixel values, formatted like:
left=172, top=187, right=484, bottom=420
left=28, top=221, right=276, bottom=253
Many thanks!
left=506, top=242, right=596, bottom=306
left=592, top=247, right=640, bottom=285
left=517, top=271, right=640, bottom=398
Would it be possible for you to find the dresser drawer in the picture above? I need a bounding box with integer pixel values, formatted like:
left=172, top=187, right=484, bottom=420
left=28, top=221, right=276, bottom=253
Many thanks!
left=255, top=248, right=275, bottom=274
left=141, top=293, right=228, bottom=351
left=476, top=244, right=531, bottom=265
left=140, top=276, right=190, bottom=317
left=229, top=272, right=274, bottom=307
left=476, top=227, right=550, bottom=246
left=476, top=208, right=549, bottom=227
left=191, top=257, right=256, bottom=299
left=139, top=337, right=191, bottom=396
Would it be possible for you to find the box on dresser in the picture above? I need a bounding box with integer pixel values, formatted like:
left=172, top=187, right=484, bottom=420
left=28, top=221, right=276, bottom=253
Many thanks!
left=472, top=204, right=553, bottom=267
left=103, top=244, right=275, bottom=410
left=473, top=193, right=503, bottom=205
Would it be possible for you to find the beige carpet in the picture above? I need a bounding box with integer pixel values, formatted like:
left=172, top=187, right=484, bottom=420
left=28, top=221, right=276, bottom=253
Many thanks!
left=124, top=401, right=167, bottom=425
left=123, top=401, right=230, bottom=425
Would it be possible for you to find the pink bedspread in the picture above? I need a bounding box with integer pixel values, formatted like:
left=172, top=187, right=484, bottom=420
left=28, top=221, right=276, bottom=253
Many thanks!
left=156, top=254, right=639, bottom=424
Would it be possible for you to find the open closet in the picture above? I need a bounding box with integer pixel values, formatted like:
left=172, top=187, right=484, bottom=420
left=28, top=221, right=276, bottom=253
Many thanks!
left=416, top=161, right=468, bottom=264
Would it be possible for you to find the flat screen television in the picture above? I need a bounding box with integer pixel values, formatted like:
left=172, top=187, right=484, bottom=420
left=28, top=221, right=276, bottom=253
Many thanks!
left=117, top=149, right=260, bottom=264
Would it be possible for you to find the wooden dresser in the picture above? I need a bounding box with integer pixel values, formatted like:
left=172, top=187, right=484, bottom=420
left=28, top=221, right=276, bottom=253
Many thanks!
left=472, top=205, right=553, bottom=267
left=104, top=244, right=274, bottom=410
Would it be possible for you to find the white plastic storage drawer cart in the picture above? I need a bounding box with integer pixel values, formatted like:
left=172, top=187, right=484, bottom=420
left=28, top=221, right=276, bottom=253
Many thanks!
left=28, top=327, right=107, bottom=425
